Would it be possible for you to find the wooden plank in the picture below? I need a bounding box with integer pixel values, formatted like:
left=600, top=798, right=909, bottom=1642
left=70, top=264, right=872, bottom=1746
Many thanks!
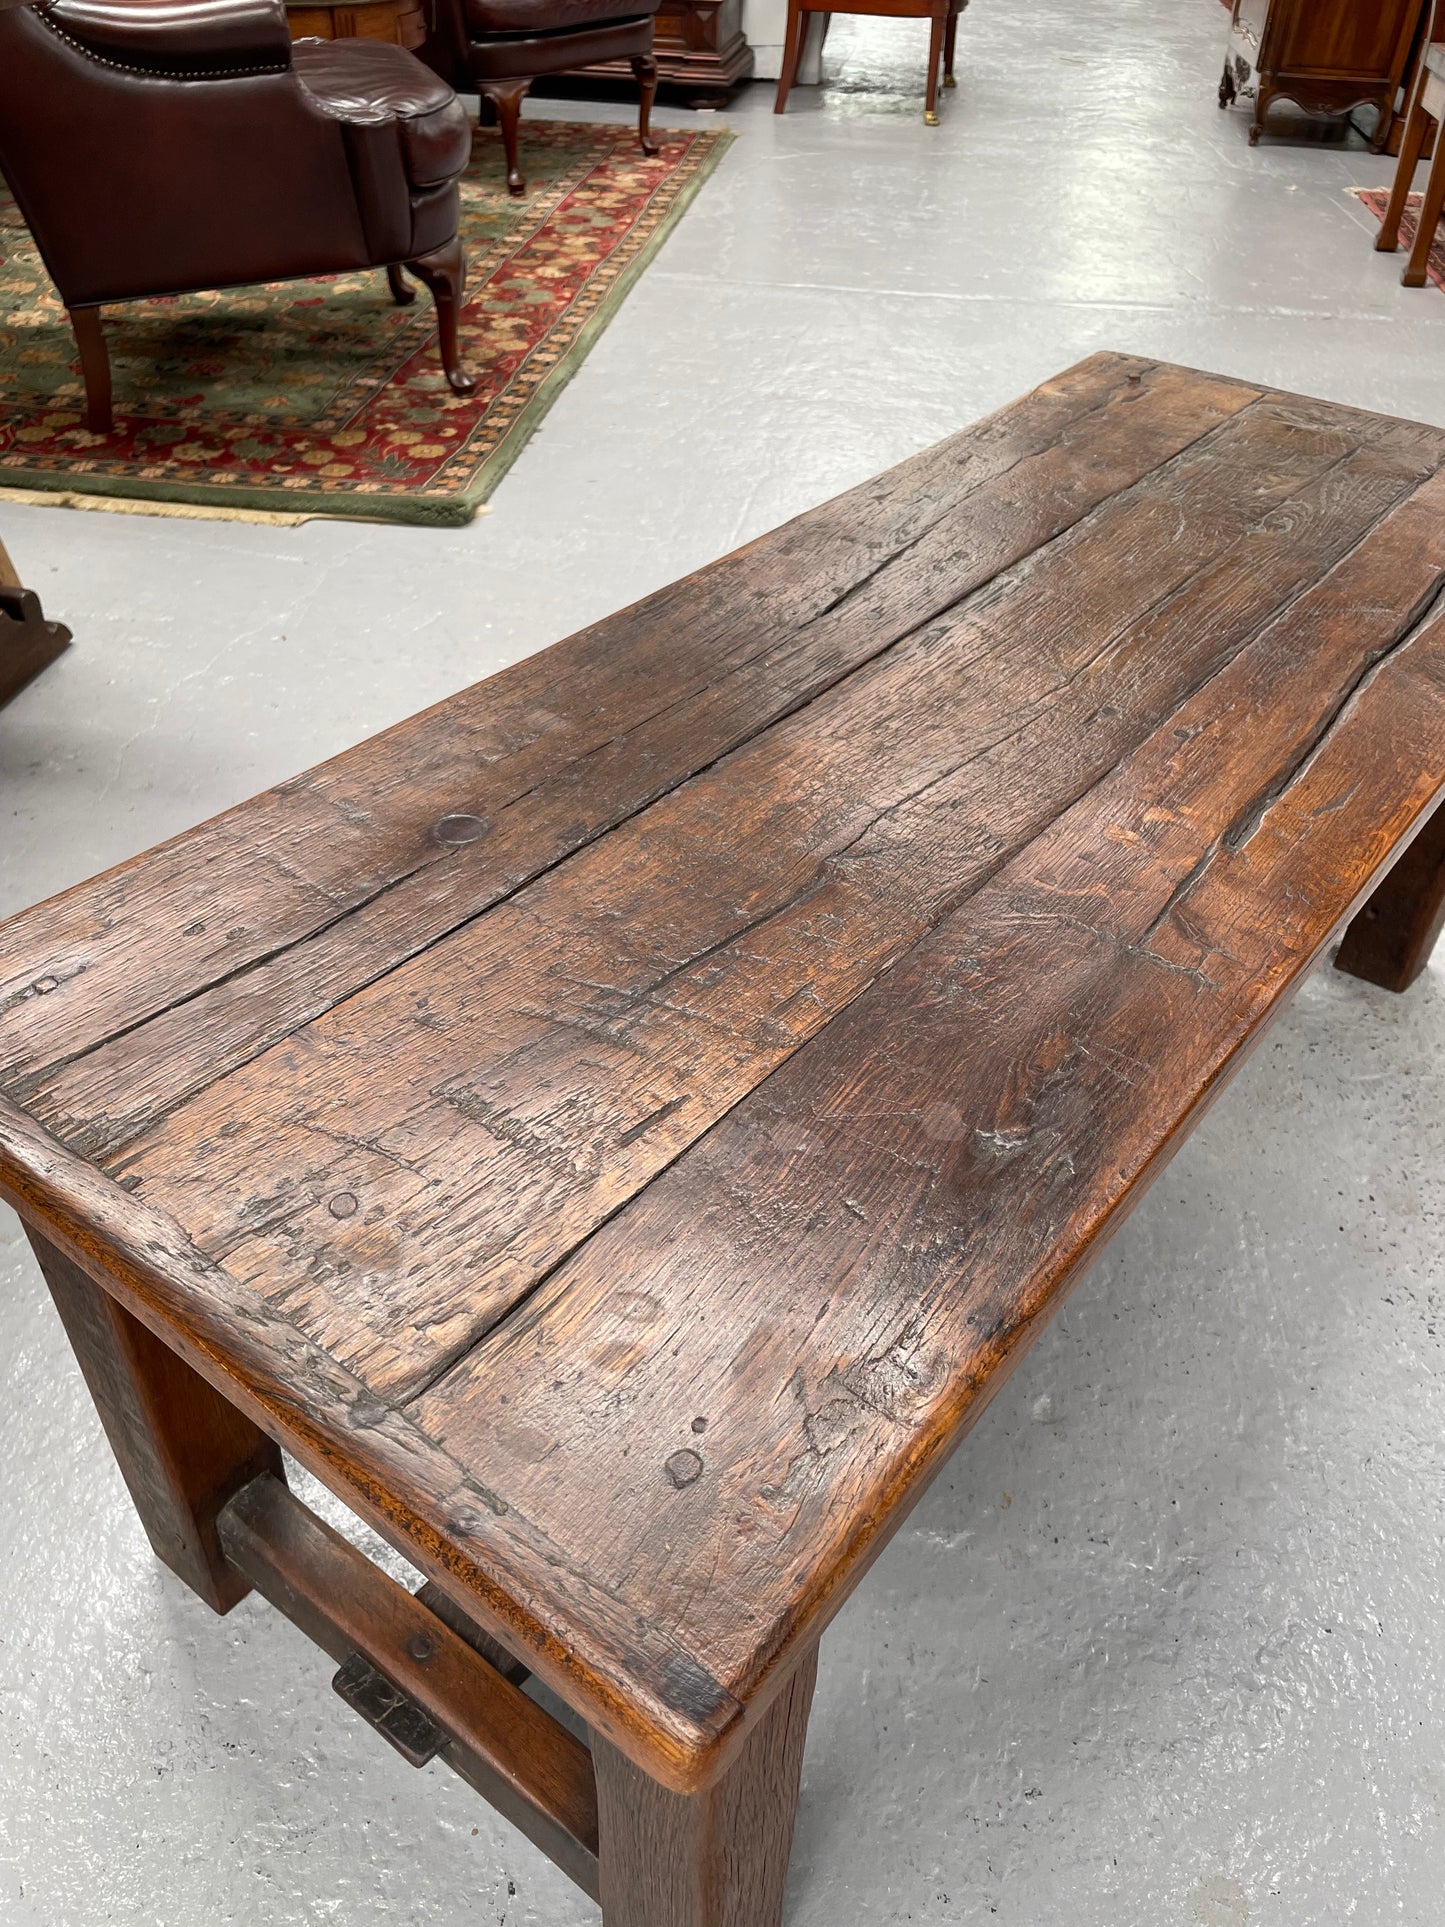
left=218, top=1473, right=601, bottom=1898
left=5, top=366, right=1445, bottom=1806
left=0, top=1092, right=748, bottom=1789
left=410, top=486, right=1445, bottom=1709
left=0, top=356, right=1252, bottom=1108
left=97, top=405, right=1444, bottom=1400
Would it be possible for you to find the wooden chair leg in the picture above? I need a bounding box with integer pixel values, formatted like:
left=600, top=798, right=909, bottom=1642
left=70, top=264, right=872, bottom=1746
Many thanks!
left=386, top=263, right=417, bottom=306
left=1402, top=132, right=1445, bottom=286
left=68, top=305, right=112, bottom=435
left=593, top=1646, right=817, bottom=1927
left=1335, top=800, right=1445, bottom=992
left=924, top=11, right=945, bottom=123
left=404, top=236, right=477, bottom=396
left=26, top=1231, right=281, bottom=1614
left=774, top=0, right=809, bottom=113
left=943, top=6, right=958, bottom=85
left=633, top=53, right=660, bottom=156
left=1377, top=92, right=1432, bottom=252
left=483, top=79, right=532, bottom=196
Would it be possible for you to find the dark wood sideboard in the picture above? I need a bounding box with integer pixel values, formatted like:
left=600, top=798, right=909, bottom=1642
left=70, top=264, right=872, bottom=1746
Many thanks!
left=578, top=0, right=753, bottom=106
left=286, top=0, right=427, bottom=45
left=1220, top=0, right=1426, bottom=146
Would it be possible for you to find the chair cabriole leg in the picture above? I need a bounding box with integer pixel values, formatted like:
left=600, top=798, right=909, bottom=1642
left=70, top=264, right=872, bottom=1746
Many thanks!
left=633, top=53, right=660, bottom=156
left=386, top=263, right=417, bottom=306
left=68, top=306, right=112, bottom=434
left=483, top=79, right=532, bottom=196
left=1335, top=799, right=1445, bottom=993
left=27, top=1231, right=282, bottom=1613
left=593, top=1646, right=817, bottom=1927
left=405, top=236, right=477, bottom=396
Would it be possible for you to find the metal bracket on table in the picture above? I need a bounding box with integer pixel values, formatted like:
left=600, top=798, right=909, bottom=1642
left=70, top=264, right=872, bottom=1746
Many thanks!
left=217, top=1473, right=600, bottom=1900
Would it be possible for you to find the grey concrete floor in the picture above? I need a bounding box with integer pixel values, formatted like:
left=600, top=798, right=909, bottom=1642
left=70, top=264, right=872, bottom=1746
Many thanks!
left=3, top=0, right=1445, bottom=1922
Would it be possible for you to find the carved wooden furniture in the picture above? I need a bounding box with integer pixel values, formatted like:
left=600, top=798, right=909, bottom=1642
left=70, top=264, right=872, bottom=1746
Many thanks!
left=0, top=0, right=476, bottom=434
left=426, top=0, right=659, bottom=197
left=775, top=0, right=966, bottom=122
left=4, top=354, right=1445, bottom=1926
left=285, top=0, right=427, bottom=48
left=1219, top=0, right=1427, bottom=146
left=1377, top=1, right=1445, bottom=285
left=0, top=535, right=69, bottom=709
left=579, top=0, right=751, bottom=106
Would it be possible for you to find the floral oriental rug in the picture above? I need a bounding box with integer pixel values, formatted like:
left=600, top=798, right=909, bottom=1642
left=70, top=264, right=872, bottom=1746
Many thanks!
left=0, top=121, right=731, bottom=526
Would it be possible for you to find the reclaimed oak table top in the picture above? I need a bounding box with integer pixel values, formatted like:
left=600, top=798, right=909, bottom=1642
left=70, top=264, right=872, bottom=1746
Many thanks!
left=4, top=354, right=1445, bottom=1842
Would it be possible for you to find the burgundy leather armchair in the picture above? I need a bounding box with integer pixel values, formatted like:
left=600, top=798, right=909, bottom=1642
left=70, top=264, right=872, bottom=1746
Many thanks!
left=427, top=0, right=661, bottom=197
left=0, top=0, right=477, bottom=434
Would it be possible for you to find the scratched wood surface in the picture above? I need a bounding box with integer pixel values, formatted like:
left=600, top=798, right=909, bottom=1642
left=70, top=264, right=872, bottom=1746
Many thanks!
left=3, top=354, right=1444, bottom=1792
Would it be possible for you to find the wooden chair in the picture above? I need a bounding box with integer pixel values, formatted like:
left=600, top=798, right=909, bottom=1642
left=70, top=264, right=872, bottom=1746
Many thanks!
left=774, top=0, right=967, bottom=125
left=1377, top=0, right=1445, bottom=284
left=426, top=0, right=660, bottom=198
left=0, top=0, right=477, bottom=433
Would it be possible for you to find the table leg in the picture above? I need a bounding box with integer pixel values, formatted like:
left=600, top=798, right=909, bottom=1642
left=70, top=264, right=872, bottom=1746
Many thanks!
left=1335, top=800, right=1445, bottom=993
left=593, top=1646, right=817, bottom=1927
left=27, top=1231, right=282, bottom=1613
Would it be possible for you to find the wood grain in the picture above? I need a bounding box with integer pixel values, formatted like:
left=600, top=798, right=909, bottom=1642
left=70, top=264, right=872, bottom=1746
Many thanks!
left=594, top=1646, right=816, bottom=1927
left=218, top=1472, right=600, bottom=1896
left=0, top=355, right=1236, bottom=1100
left=73, top=400, right=1444, bottom=1400
left=3, top=359, right=1444, bottom=1805
left=0, top=1092, right=745, bottom=1784
left=29, top=1230, right=280, bottom=1612
left=412, top=469, right=1445, bottom=1706
left=1335, top=795, right=1445, bottom=990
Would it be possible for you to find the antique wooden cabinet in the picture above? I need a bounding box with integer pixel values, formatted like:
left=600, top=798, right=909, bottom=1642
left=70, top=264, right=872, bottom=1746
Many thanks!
left=1220, top=0, right=1426, bottom=146
left=581, top=0, right=753, bottom=104
left=286, top=0, right=427, bottom=47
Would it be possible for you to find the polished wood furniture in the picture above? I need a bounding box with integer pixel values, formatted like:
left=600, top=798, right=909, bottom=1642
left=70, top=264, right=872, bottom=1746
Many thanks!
left=0, top=0, right=476, bottom=433
left=4, top=354, right=1445, bottom=1925
left=426, top=0, right=658, bottom=197
left=285, top=0, right=426, bottom=47
left=0, top=535, right=69, bottom=708
left=578, top=0, right=752, bottom=108
left=1378, top=1, right=1445, bottom=284
left=776, top=0, right=965, bottom=121
left=1219, top=0, right=1426, bottom=146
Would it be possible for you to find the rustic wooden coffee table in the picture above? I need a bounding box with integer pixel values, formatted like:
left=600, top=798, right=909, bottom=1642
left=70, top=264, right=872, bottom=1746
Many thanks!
left=3, top=353, right=1444, bottom=1924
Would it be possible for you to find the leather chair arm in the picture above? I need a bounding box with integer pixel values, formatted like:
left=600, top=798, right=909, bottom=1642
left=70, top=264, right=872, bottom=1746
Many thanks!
left=37, top=0, right=293, bottom=75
